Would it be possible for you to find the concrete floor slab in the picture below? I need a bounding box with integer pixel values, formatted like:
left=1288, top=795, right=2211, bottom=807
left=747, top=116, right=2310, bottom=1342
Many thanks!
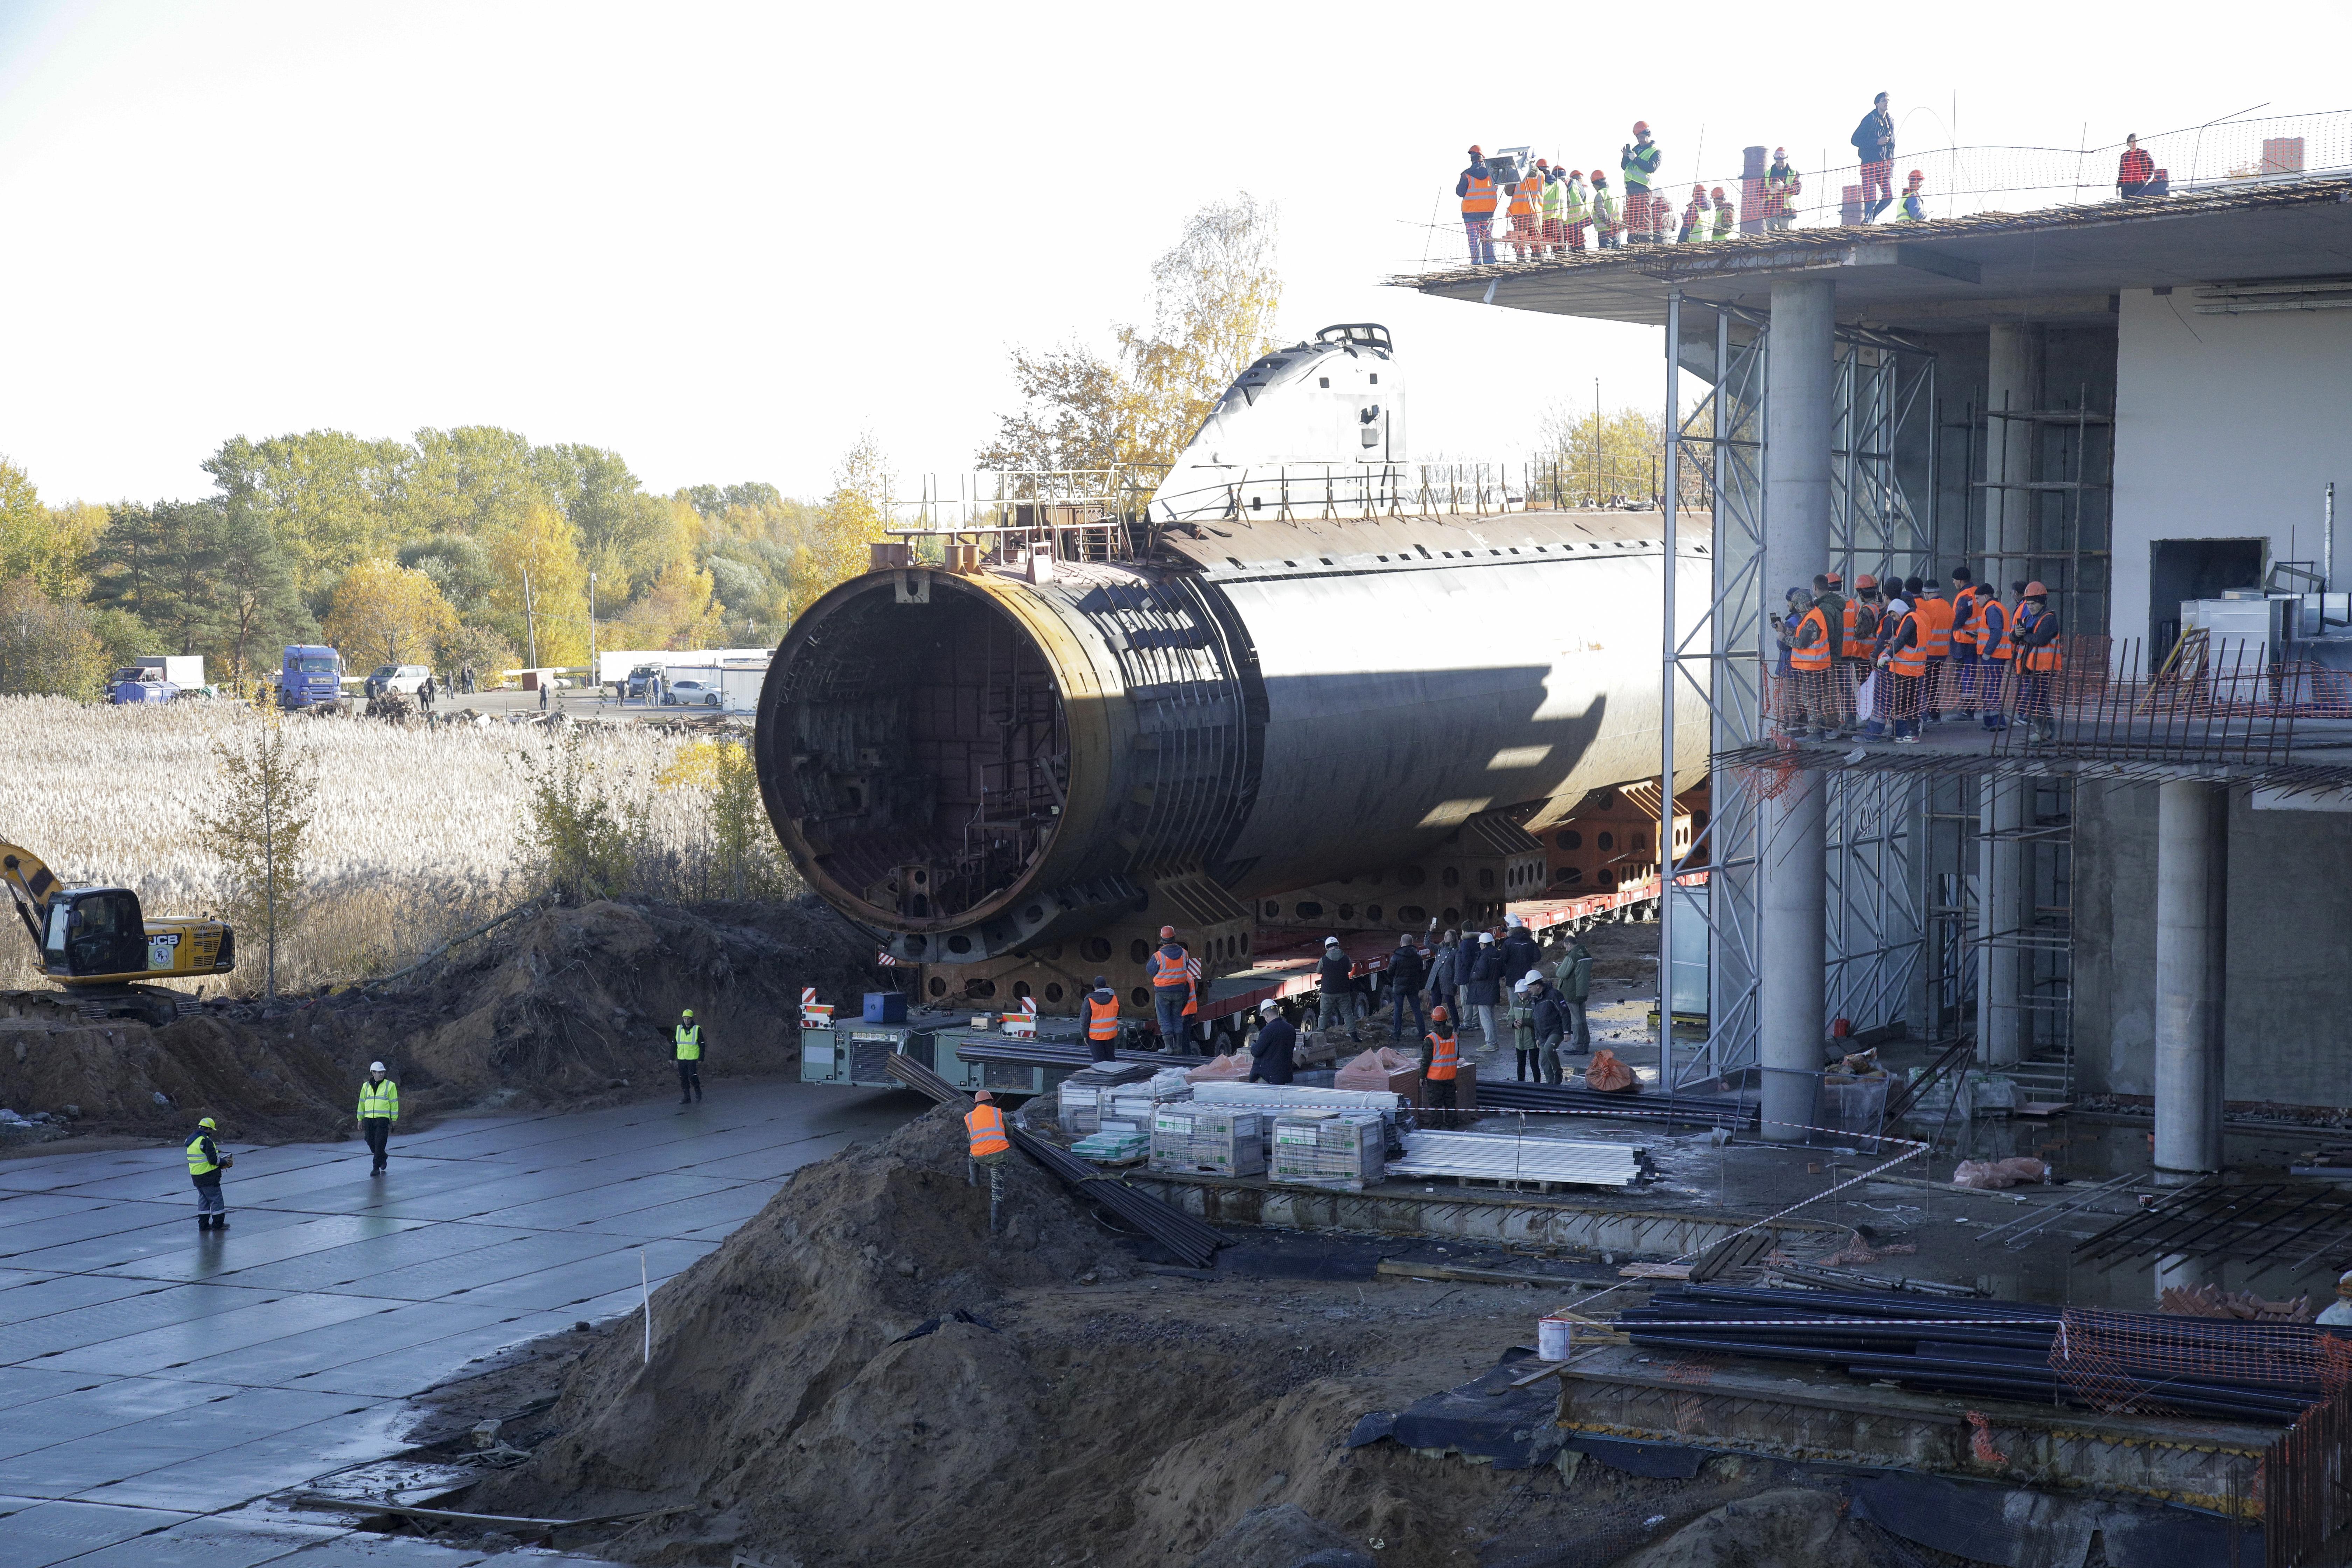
left=0, top=1497, right=193, bottom=1565
left=1, top=1285, right=285, bottom=1364
left=40, top=1291, right=398, bottom=1377
left=0, top=1079, right=913, bottom=1543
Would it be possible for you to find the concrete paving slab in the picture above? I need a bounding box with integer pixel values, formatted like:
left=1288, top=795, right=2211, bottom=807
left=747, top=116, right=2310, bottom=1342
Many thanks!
left=0, top=1152, right=166, bottom=1191
left=93, top=1216, right=436, bottom=1286
left=162, top=1301, right=520, bottom=1388
left=0, top=1497, right=192, bottom=1565
left=680, top=1130, right=867, bottom=1182
left=342, top=1166, right=623, bottom=1225
left=268, top=1536, right=494, bottom=1566
left=459, top=1172, right=750, bottom=1232
left=0, top=1369, right=99, bottom=1410
left=0, top=1195, right=111, bottom=1226
left=569, top=1182, right=776, bottom=1238
left=0, top=1380, right=228, bottom=1463
left=0, top=1203, right=194, bottom=1257
left=74, top=1404, right=415, bottom=1511
left=221, top=1226, right=542, bottom=1296
left=41, top=1507, right=347, bottom=1567
left=1, top=1285, right=285, bottom=1365
left=424, top=1238, right=714, bottom=1315
left=0, top=1275, right=160, bottom=1329
left=233, top=1162, right=519, bottom=1217
left=308, top=1231, right=631, bottom=1303
left=6, top=1209, right=320, bottom=1274
left=289, top=1314, right=589, bottom=1399
left=6, top=1389, right=378, bottom=1498
left=41, top=1291, right=397, bottom=1377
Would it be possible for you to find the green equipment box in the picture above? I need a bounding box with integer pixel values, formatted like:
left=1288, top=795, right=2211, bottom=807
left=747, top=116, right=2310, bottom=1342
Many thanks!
left=799, top=1010, right=961, bottom=1088
left=931, top=1025, right=1090, bottom=1098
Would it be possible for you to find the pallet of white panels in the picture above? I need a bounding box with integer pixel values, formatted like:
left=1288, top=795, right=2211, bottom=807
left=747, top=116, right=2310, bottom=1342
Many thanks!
left=1388, top=1129, right=1647, bottom=1190
left=1191, top=1082, right=1402, bottom=1113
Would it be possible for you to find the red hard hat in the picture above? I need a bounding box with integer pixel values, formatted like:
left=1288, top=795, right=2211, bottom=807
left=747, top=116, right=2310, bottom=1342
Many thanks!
left=1469, top=144, right=1482, bottom=156
left=1855, top=573, right=1878, bottom=589
left=1908, top=169, right=1924, bottom=181
left=1710, top=187, right=1727, bottom=198
left=2023, top=581, right=2049, bottom=597
left=1430, top=1004, right=1449, bottom=1023
left=1158, top=925, right=1175, bottom=939
left=1592, top=170, right=1607, bottom=182
left=1536, top=157, right=1550, bottom=168
left=1633, top=120, right=1650, bottom=133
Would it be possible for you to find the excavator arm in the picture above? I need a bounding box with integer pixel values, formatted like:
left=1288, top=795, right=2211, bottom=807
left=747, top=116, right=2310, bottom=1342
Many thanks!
left=0, top=842, right=61, bottom=953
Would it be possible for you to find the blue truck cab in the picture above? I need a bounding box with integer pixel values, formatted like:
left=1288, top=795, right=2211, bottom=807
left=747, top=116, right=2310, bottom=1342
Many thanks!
left=278, top=645, right=345, bottom=710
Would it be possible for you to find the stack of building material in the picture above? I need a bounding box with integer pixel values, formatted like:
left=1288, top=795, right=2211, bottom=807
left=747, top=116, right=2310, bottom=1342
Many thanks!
left=1476, top=1079, right=1750, bottom=1130
left=1150, top=1105, right=1267, bottom=1177
left=1057, top=1064, right=1156, bottom=1135
left=1071, top=1130, right=1151, bottom=1163
left=1192, top=1082, right=1401, bottom=1113
left=1271, top=1110, right=1386, bottom=1191
left=1388, top=1129, right=1646, bottom=1188
left=957, top=1037, right=1209, bottom=1070
left=1621, top=1284, right=2325, bottom=1424
left=1098, top=1070, right=1195, bottom=1136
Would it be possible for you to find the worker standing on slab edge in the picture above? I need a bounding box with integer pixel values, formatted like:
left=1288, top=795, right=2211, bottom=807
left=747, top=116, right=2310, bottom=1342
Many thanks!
left=2011, top=583, right=2063, bottom=742
left=1844, top=574, right=1884, bottom=735
left=1976, top=586, right=2013, bottom=732
left=1590, top=171, right=1620, bottom=250
left=1084, top=974, right=1121, bottom=1063
left=1785, top=586, right=1833, bottom=738
left=187, top=1115, right=232, bottom=1230
left=1852, top=91, right=1896, bottom=220
left=1949, top=567, right=1991, bottom=721
left=357, top=1061, right=398, bottom=1175
left=1913, top=575, right=1954, bottom=725
left=1457, top=145, right=1499, bottom=264
left=965, top=1090, right=1010, bottom=1234
left=674, top=1008, right=703, bottom=1104
left=1147, top=926, right=1195, bottom=1050
left=1620, top=122, right=1661, bottom=242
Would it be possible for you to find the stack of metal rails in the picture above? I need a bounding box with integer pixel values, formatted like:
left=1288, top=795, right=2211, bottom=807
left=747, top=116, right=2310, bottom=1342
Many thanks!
left=1475, top=1079, right=1752, bottom=1130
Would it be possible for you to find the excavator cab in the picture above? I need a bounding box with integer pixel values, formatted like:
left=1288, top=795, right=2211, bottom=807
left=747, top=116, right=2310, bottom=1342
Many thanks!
left=41, top=889, right=152, bottom=980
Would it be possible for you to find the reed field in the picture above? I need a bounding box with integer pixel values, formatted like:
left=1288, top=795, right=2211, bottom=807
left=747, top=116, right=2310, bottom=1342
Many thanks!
left=0, top=697, right=781, bottom=995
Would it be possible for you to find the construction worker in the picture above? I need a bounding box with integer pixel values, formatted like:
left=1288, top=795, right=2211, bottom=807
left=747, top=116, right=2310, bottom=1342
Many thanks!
left=1083, top=974, right=1121, bottom=1063
left=1558, top=167, right=1589, bottom=253
left=1949, top=566, right=1994, bottom=720
left=1863, top=575, right=1913, bottom=740
left=1420, top=1005, right=1461, bottom=1124
left=1553, top=934, right=1593, bottom=1054
left=1146, top=925, right=1195, bottom=1050
left=1457, top=146, right=1499, bottom=264
left=1852, top=92, right=1896, bottom=221
left=2011, top=583, right=2063, bottom=742
left=1913, top=576, right=1954, bottom=724
left=2117, top=133, right=2158, bottom=200
left=1385, top=931, right=1427, bottom=1042
left=1765, top=148, right=1801, bottom=230
left=1710, top=187, right=1734, bottom=241
left=1787, top=585, right=1835, bottom=739
left=1538, top=159, right=1565, bottom=258
left=1316, top=936, right=1363, bottom=1043
left=1508, top=971, right=1541, bottom=1082
left=1678, top=184, right=1707, bottom=243
left=1248, top=998, right=1297, bottom=1085
left=1462, top=931, right=1504, bottom=1056
left=673, top=1008, right=703, bottom=1104
left=1897, top=169, right=1927, bottom=222
left=1498, top=914, right=1540, bottom=989
left=1812, top=572, right=1853, bottom=737
left=356, top=1061, right=399, bottom=1175
left=1976, top=584, right=2014, bottom=732
left=1528, top=972, right=1570, bottom=1084
left=1591, top=172, right=1621, bottom=250
left=187, top=1116, right=232, bottom=1230
left=1506, top=164, right=1542, bottom=260
left=964, top=1090, right=1010, bottom=1235
left=1620, top=122, right=1662, bottom=240
left=1843, top=573, right=1884, bottom=735
left=1878, top=588, right=1929, bottom=743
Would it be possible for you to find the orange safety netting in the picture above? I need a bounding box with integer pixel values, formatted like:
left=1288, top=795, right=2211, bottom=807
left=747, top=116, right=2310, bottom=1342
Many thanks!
left=2049, top=1308, right=2345, bottom=1417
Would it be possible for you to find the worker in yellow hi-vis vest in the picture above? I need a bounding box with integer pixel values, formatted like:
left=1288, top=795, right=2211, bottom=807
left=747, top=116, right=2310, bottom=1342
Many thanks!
left=674, top=1009, right=703, bottom=1105
left=357, top=1062, right=399, bottom=1175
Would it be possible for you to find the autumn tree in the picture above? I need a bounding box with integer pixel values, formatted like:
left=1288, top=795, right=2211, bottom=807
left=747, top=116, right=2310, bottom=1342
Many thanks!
left=485, top=502, right=590, bottom=666
left=656, top=738, right=797, bottom=899
left=1536, top=402, right=1674, bottom=507
left=0, top=458, right=104, bottom=599
left=203, top=431, right=413, bottom=601
left=323, top=558, right=458, bottom=668
left=86, top=500, right=228, bottom=657
left=0, top=578, right=108, bottom=696
left=196, top=714, right=318, bottom=999
left=793, top=435, right=895, bottom=610
left=212, top=503, right=310, bottom=688
left=976, top=345, right=1128, bottom=478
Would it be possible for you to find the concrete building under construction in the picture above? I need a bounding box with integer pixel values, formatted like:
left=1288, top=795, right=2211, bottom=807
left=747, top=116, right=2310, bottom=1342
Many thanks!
left=1404, top=161, right=2352, bottom=1182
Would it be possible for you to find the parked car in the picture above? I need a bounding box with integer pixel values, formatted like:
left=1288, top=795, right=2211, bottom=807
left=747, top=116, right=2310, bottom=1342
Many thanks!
left=365, top=664, right=432, bottom=698
left=663, top=680, right=721, bottom=708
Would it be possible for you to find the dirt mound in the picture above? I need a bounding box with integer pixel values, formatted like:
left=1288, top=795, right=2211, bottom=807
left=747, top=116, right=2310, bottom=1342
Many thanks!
left=0, top=896, right=880, bottom=1144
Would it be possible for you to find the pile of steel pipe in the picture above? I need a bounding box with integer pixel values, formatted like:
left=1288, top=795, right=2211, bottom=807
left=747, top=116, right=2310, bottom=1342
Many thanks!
left=1475, top=1080, right=1752, bottom=1130
left=1622, top=1285, right=2322, bottom=1423
left=884, top=1052, right=1226, bottom=1268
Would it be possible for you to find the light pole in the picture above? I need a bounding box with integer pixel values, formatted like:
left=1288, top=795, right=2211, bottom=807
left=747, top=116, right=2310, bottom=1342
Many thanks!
left=589, top=572, right=599, bottom=705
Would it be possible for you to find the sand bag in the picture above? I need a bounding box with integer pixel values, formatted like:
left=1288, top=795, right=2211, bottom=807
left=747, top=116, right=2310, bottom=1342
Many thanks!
left=1583, top=1050, right=1639, bottom=1093
left=1950, top=1156, right=2047, bottom=1189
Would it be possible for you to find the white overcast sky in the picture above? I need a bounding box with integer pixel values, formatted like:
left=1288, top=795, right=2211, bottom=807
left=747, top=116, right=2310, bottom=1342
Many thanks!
left=0, top=1, right=2338, bottom=506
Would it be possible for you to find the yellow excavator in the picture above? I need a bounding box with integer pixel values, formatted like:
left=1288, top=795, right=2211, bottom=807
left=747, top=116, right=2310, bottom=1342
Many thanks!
left=0, top=842, right=234, bottom=1026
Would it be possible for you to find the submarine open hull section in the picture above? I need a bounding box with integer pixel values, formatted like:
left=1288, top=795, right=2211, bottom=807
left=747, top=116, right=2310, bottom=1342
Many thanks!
left=753, top=507, right=1708, bottom=964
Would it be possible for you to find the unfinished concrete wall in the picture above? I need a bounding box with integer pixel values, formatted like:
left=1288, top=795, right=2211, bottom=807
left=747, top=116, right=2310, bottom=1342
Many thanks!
left=2074, top=781, right=2352, bottom=1107
left=2112, top=290, right=2352, bottom=645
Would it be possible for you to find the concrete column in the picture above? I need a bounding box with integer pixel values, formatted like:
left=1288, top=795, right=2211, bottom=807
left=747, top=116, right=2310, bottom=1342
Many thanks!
left=1976, top=775, right=2025, bottom=1066
left=1985, top=325, right=2043, bottom=583
left=2153, top=780, right=2228, bottom=1177
left=1758, top=278, right=1836, bottom=1140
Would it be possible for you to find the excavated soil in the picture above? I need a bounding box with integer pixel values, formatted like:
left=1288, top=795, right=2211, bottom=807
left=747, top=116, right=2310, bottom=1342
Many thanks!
left=0, top=897, right=880, bottom=1146
left=464, top=1107, right=1919, bottom=1568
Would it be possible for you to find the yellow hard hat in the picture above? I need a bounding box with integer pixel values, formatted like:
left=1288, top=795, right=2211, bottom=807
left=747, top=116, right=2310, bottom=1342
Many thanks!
left=198, top=1116, right=217, bottom=1130
left=682, top=1008, right=694, bottom=1018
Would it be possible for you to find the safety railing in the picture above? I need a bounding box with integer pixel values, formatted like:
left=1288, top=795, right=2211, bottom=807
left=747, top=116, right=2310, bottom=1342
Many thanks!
left=1413, top=107, right=2352, bottom=270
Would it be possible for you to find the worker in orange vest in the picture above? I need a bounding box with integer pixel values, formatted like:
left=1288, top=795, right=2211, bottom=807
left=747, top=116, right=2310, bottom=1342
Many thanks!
left=2010, top=583, right=2064, bottom=743
left=1785, top=587, right=1835, bottom=739
left=1975, top=586, right=2014, bottom=732
left=1839, top=572, right=1882, bottom=737
left=1145, top=925, right=1196, bottom=1051
left=1507, top=165, right=1542, bottom=260
left=964, top=1090, right=1011, bottom=1234
left=1421, top=1004, right=1462, bottom=1125
left=1948, top=566, right=1995, bottom=721
left=1083, top=974, right=1121, bottom=1063
left=1912, top=576, right=1955, bottom=724
left=1877, top=590, right=1929, bottom=743
left=1457, top=146, right=1499, bottom=264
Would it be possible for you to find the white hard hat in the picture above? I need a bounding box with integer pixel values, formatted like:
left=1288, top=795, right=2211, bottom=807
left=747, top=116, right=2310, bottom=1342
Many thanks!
left=1506, top=913, right=1525, bottom=927
left=1512, top=976, right=1532, bottom=993
left=1324, top=936, right=1341, bottom=946
left=1479, top=932, right=1494, bottom=945
left=369, top=1061, right=385, bottom=1072
left=1259, top=999, right=1280, bottom=1015
left=1525, top=970, right=1544, bottom=985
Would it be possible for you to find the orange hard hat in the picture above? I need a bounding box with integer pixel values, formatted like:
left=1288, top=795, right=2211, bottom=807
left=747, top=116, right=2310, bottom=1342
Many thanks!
left=1908, top=169, right=1924, bottom=182
left=1633, top=120, right=1650, bottom=133
left=2022, top=581, right=2049, bottom=597
left=1710, top=186, right=1727, bottom=198
left=1591, top=170, right=1607, bottom=182
left=1536, top=157, right=1550, bottom=169
left=1469, top=144, right=1483, bottom=156
left=973, top=1089, right=994, bottom=1102
left=1430, top=1004, right=1449, bottom=1022
left=1855, top=573, right=1878, bottom=589
left=1159, top=925, right=1175, bottom=939
left=1825, top=570, right=1844, bottom=587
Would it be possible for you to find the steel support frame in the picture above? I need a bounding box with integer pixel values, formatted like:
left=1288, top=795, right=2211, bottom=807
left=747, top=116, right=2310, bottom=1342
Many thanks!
left=1660, top=305, right=1945, bottom=1091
